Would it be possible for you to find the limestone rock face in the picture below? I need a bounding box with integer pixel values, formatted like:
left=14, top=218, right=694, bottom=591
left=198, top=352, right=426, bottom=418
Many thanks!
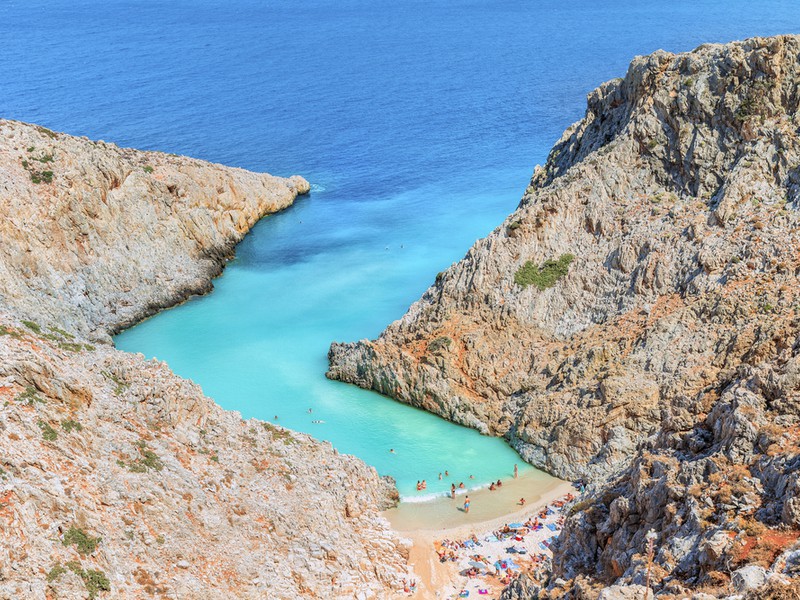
left=0, top=120, right=310, bottom=341
left=0, top=122, right=409, bottom=598
left=328, top=35, right=800, bottom=595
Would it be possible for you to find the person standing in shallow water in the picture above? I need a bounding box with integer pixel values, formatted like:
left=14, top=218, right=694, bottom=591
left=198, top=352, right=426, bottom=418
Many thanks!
left=514, top=463, right=518, bottom=479
left=451, top=483, right=456, bottom=499
left=464, top=495, right=470, bottom=513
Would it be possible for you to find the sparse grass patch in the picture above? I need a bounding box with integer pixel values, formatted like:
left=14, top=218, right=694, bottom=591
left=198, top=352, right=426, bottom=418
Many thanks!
left=35, top=125, right=57, bottom=139
left=101, top=371, right=128, bottom=396
left=22, top=320, right=41, bottom=333
left=17, top=386, right=44, bottom=405
left=514, top=253, right=575, bottom=290
left=62, top=526, right=101, bottom=555
left=261, top=422, right=297, bottom=445
left=143, top=165, right=154, bottom=173
left=48, top=326, right=74, bottom=340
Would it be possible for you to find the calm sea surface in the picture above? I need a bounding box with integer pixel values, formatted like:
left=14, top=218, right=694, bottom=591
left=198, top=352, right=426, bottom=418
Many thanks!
left=3, top=0, right=798, bottom=498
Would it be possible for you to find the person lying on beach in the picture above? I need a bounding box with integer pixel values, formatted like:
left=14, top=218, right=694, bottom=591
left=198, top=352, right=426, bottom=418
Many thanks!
left=519, top=497, right=526, bottom=506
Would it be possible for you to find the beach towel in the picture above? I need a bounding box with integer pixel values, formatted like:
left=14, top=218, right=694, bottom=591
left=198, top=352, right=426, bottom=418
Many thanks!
left=539, top=542, right=548, bottom=550
left=546, top=523, right=559, bottom=532
left=484, top=535, right=498, bottom=543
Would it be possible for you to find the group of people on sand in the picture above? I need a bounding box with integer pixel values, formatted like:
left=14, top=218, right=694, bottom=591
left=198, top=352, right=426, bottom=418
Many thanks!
left=429, top=490, right=580, bottom=598
left=487, top=479, right=503, bottom=491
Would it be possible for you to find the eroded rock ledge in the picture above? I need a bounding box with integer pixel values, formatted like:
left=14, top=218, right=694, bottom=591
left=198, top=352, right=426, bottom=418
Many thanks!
left=0, top=121, right=410, bottom=599
left=329, top=35, right=800, bottom=596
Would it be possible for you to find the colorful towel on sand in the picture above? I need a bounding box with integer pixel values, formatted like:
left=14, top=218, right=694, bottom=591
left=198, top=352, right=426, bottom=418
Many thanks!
left=546, top=523, right=559, bottom=532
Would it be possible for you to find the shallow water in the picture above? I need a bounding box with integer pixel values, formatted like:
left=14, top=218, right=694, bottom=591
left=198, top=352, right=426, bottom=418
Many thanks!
left=4, top=0, right=799, bottom=498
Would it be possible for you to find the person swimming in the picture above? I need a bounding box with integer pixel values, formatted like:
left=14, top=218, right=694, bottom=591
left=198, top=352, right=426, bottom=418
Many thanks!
left=459, top=482, right=465, bottom=489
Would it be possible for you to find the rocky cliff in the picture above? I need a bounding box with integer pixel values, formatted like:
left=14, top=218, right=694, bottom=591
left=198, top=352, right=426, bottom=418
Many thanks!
left=0, top=120, right=410, bottom=599
left=329, top=35, right=800, bottom=596
left=0, top=120, right=308, bottom=341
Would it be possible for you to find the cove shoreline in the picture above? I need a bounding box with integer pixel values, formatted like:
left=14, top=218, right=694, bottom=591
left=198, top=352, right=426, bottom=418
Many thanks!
left=384, top=477, right=575, bottom=599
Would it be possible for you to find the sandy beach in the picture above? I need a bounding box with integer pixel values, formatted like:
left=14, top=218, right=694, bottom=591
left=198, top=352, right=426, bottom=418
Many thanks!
left=383, top=473, right=575, bottom=599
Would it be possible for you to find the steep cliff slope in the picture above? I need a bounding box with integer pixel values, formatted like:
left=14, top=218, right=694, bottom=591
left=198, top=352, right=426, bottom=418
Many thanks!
left=0, top=121, right=410, bottom=599
left=329, top=36, right=800, bottom=595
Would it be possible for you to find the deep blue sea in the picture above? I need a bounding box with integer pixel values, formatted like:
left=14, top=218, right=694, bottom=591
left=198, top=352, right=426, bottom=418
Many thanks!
left=4, top=0, right=799, bottom=498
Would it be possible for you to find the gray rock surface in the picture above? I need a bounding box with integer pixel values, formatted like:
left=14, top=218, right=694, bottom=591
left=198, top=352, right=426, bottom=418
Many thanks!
left=731, top=565, right=768, bottom=592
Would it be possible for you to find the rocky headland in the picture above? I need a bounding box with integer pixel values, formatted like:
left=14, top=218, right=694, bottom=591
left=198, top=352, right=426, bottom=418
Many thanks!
left=329, top=35, right=800, bottom=597
left=0, top=120, right=410, bottom=599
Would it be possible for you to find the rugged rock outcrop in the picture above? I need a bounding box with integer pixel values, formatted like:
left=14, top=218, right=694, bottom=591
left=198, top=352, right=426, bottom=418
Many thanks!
left=329, top=35, right=800, bottom=595
left=0, top=121, right=410, bottom=599
left=0, top=119, right=309, bottom=341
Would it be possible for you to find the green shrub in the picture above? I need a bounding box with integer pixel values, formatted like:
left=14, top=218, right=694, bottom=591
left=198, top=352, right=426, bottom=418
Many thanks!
left=428, top=336, right=452, bottom=353
left=514, top=253, right=575, bottom=290
left=65, top=561, right=110, bottom=598
left=123, top=441, right=163, bottom=472
left=46, top=563, right=66, bottom=582
left=38, top=421, right=58, bottom=441
left=62, top=526, right=101, bottom=555
left=61, top=419, right=83, bottom=433
left=143, top=165, right=154, bottom=173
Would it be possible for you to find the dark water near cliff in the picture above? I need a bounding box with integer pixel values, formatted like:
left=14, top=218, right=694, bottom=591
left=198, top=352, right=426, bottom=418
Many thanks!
left=3, top=0, right=799, bottom=497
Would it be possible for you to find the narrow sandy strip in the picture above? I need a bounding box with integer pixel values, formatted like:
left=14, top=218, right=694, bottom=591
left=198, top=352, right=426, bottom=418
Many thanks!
left=385, top=478, right=574, bottom=599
